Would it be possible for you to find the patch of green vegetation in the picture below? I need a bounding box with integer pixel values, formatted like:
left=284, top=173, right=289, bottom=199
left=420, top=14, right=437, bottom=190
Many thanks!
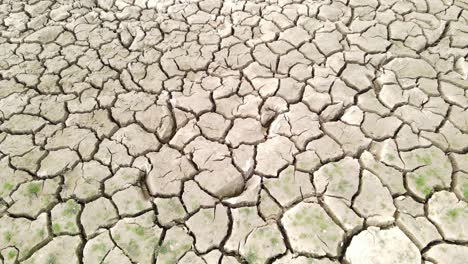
left=304, top=215, right=313, bottom=225
left=416, top=154, right=432, bottom=165
left=62, top=200, right=80, bottom=216
left=285, top=176, right=297, bottom=188
left=331, top=163, right=344, bottom=176
left=446, top=208, right=461, bottom=221
left=92, top=243, right=107, bottom=252
left=386, top=154, right=396, bottom=161
left=154, top=244, right=160, bottom=256
left=298, top=161, right=307, bottom=169
left=157, top=238, right=191, bottom=263
left=136, top=200, right=145, bottom=210
left=155, top=245, right=175, bottom=264
left=157, top=243, right=170, bottom=254
left=414, top=175, right=432, bottom=196
left=202, top=210, right=213, bottom=219
left=149, top=236, right=159, bottom=245
left=46, top=254, right=57, bottom=264
left=317, top=221, right=328, bottom=231
left=245, top=249, right=258, bottom=263
left=156, top=240, right=174, bottom=255
left=425, top=168, right=439, bottom=177
left=190, top=201, right=199, bottom=210
left=240, top=207, right=253, bottom=215
left=336, top=179, right=350, bottom=192
left=43, top=196, right=51, bottom=206
left=295, top=212, right=303, bottom=220
left=126, top=239, right=140, bottom=256
left=3, top=182, right=13, bottom=190
left=4, top=231, right=12, bottom=242
left=283, top=184, right=293, bottom=195
left=309, top=211, right=328, bottom=230
left=284, top=166, right=294, bottom=177
left=52, top=223, right=61, bottom=233
left=462, top=183, right=468, bottom=200
left=168, top=199, right=183, bottom=214
left=256, top=228, right=265, bottom=236
left=27, top=183, right=41, bottom=195
left=292, top=208, right=328, bottom=232
left=37, top=229, right=45, bottom=238
left=131, top=226, right=145, bottom=237
left=179, top=242, right=191, bottom=254
left=65, top=221, right=77, bottom=232
left=7, top=250, right=16, bottom=259
left=270, top=236, right=279, bottom=246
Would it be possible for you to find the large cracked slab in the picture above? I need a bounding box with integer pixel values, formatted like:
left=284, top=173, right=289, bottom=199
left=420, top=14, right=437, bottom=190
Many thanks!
left=345, top=227, right=421, bottom=264
left=0, top=0, right=466, bottom=262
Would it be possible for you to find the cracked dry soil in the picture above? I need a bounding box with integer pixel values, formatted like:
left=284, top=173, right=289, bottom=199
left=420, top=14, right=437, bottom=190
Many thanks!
left=0, top=0, right=467, bottom=263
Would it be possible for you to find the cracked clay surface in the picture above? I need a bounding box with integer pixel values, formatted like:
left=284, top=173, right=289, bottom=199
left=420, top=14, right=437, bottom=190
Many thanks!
left=0, top=0, right=468, bottom=263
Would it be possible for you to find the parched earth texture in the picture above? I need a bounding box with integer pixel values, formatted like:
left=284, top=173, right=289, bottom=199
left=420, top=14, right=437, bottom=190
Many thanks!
left=0, top=0, right=468, bottom=263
